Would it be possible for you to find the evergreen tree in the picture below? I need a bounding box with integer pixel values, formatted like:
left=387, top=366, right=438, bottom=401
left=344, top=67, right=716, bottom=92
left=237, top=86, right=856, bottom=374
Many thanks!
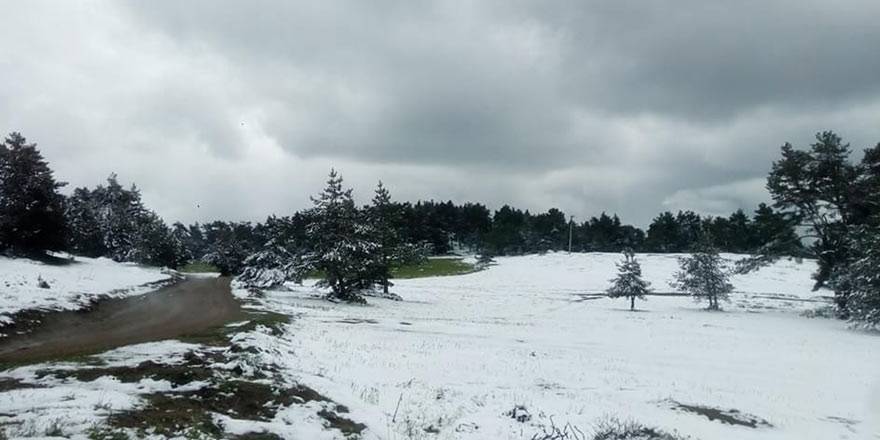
left=0, top=133, right=67, bottom=255
left=299, top=169, right=379, bottom=302
left=750, top=203, right=798, bottom=252
left=93, top=174, right=147, bottom=262
left=766, top=132, right=853, bottom=288
left=65, top=187, right=106, bottom=257
left=66, top=174, right=187, bottom=268
left=673, top=245, right=733, bottom=310
left=237, top=240, right=302, bottom=289
left=675, top=210, right=704, bottom=251
left=202, top=221, right=253, bottom=275
left=606, top=250, right=651, bottom=310
left=129, top=212, right=188, bottom=268
left=366, top=181, right=425, bottom=294
left=836, top=225, right=880, bottom=327
left=850, top=142, right=880, bottom=226
left=762, top=131, right=859, bottom=311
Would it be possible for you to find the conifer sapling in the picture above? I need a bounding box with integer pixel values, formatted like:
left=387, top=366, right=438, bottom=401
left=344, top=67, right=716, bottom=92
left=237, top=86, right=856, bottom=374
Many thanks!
left=606, top=250, right=651, bottom=310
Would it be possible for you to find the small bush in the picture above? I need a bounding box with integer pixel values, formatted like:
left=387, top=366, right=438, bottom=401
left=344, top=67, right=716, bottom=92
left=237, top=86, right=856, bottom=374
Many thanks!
left=593, top=418, right=688, bottom=440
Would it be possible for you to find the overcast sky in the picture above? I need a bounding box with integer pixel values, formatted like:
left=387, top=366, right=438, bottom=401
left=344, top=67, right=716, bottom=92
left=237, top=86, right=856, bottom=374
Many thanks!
left=2, top=1, right=879, bottom=226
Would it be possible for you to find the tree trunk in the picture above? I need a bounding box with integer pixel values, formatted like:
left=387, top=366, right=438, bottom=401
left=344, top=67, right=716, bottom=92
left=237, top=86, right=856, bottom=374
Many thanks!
left=383, top=278, right=389, bottom=294
left=630, top=296, right=635, bottom=311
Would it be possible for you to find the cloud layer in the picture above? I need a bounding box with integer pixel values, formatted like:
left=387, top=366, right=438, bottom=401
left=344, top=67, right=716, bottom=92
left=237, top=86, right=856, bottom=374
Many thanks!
left=2, top=1, right=879, bottom=225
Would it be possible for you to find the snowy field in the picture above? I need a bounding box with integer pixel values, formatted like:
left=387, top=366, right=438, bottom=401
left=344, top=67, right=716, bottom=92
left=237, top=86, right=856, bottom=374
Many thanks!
left=1, top=252, right=877, bottom=439
left=0, top=255, right=174, bottom=326
left=251, top=253, right=880, bottom=440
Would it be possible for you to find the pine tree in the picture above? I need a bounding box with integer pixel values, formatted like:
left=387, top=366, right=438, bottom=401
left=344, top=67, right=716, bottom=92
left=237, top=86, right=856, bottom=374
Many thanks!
left=237, top=241, right=302, bottom=289
left=606, top=250, right=651, bottom=310
left=300, top=169, right=379, bottom=302
left=766, top=132, right=854, bottom=296
left=0, top=133, right=67, bottom=255
left=202, top=222, right=252, bottom=275
left=65, top=187, right=107, bottom=257
left=129, top=212, right=188, bottom=268
left=365, top=181, right=426, bottom=294
left=369, top=181, right=396, bottom=293
left=673, top=245, right=733, bottom=310
left=65, top=174, right=187, bottom=268
left=90, top=174, right=147, bottom=262
left=833, top=226, right=880, bottom=327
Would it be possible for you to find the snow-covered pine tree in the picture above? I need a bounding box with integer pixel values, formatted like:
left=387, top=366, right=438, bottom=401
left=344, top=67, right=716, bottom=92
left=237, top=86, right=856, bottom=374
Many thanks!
left=366, top=181, right=426, bottom=294
left=301, top=169, right=380, bottom=302
left=606, top=250, right=651, bottom=310
left=92, top=174, right=147, bottom=262
left=672, top=245, right=733, bottom=310
left=834, top=226, right=880, bottom=327
left=236, top=240, right=302, bottom=289
left=0, top=133, right=67, bottom=255
left=129, top=212, right=188, bottom=269
left=202, top=228, right=250, bottom=276
left=66, top=174, right=187, bottom=268
left=65, top=187, right=107, bottom=257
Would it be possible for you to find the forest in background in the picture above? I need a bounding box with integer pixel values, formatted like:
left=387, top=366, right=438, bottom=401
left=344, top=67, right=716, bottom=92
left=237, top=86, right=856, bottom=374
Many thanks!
left=0, top=131, right=877, bottom=324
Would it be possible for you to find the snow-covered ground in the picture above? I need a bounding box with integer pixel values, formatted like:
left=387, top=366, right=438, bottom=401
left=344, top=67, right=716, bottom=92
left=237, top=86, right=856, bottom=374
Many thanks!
left=0, top=255, right=174, bottom=326
left=1, top=252, right=877, bottom=439
left=250, top=253, right=880, bottom=440
left=0, top=341, right=204, bottom=436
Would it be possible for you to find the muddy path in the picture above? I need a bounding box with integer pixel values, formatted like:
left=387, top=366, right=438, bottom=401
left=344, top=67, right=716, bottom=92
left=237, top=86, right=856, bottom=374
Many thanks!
left=0, top=276, right=242, bottom=365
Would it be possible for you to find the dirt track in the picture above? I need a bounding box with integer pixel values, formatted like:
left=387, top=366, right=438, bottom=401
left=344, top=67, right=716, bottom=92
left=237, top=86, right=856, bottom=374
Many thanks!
left=0, top=276, right=241, bottom=365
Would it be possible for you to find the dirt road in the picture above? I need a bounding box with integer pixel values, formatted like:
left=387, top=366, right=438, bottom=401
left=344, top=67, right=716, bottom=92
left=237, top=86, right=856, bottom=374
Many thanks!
left=0, top=276, right=241, bottom=365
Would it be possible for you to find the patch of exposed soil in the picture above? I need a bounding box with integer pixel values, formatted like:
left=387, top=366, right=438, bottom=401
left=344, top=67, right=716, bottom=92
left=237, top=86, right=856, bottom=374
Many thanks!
left=0, top=377, right=45, bottom=392
left=0, top=276, right=241, bottom=366
left=335, top=318, right=379, bottom=325
left=665, top=399, right=772, bottom=428
left=35, top=358, right=215, bottom=387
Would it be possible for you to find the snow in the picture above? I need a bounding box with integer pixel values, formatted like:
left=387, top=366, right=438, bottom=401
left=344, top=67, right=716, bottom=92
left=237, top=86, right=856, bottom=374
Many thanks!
left=247, top=252, right=880, bottom=440
left=0, top=340, right=209, bottom=439
left=0, top=252, right=876, bottom=439
left=0, top=254, right=174, bottom=326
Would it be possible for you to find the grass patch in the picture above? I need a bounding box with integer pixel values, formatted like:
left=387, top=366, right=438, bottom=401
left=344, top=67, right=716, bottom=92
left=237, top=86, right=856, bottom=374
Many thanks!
left=107, top=391, right=223, bottom=438
left=592, top=417, right=689, bottom=440
left=317, top=408, right=367, bottom=436
left=35, top=358, right=215, bottom=386
left=0, top=352, right=108, bottom=372
left=0, top=377, right=45, bottom=392
left=231, top=433, right=284, bottom=440
left=104, top=379, right=344, bottom=438
left=391, top=258, right=476, bottom=279
left=666, top=400, right=772, bottom=428
left=304, top=258, right=478, bottom=281
left=176, top=310, right=290, bottom=347
left=179, top=261, right=220, bottom=273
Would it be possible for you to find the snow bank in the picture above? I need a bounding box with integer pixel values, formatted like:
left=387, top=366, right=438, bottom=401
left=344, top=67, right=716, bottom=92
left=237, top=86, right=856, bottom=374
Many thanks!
left=0, top=255, right=174, bottom=326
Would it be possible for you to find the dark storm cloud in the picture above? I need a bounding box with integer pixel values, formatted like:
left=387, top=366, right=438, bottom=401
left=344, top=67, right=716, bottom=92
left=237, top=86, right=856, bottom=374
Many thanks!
left=1, top=1, right=879, bottom=225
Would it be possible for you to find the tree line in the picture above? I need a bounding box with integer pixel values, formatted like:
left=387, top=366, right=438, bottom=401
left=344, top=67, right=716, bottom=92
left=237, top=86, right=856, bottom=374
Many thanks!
left=167, top=200, right=798, bottom=270
left=0, top=130, right=877, bottom=324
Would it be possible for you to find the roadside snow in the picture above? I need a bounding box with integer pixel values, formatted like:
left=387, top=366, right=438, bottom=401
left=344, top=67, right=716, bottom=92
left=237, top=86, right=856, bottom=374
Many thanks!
left=249, top=252, right=880, bottom=440
left=0, top=255, right=174, bottom=326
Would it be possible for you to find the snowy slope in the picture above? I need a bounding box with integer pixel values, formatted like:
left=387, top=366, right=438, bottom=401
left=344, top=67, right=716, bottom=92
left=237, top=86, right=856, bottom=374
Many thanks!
left=0, top=255, right=174, bottom=326
left=250, top=252, right=880, bottom=440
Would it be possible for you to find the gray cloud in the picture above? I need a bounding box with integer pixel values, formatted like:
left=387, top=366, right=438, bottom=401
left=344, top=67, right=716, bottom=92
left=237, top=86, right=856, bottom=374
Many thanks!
left=1, top=0, right=878, bottom=226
